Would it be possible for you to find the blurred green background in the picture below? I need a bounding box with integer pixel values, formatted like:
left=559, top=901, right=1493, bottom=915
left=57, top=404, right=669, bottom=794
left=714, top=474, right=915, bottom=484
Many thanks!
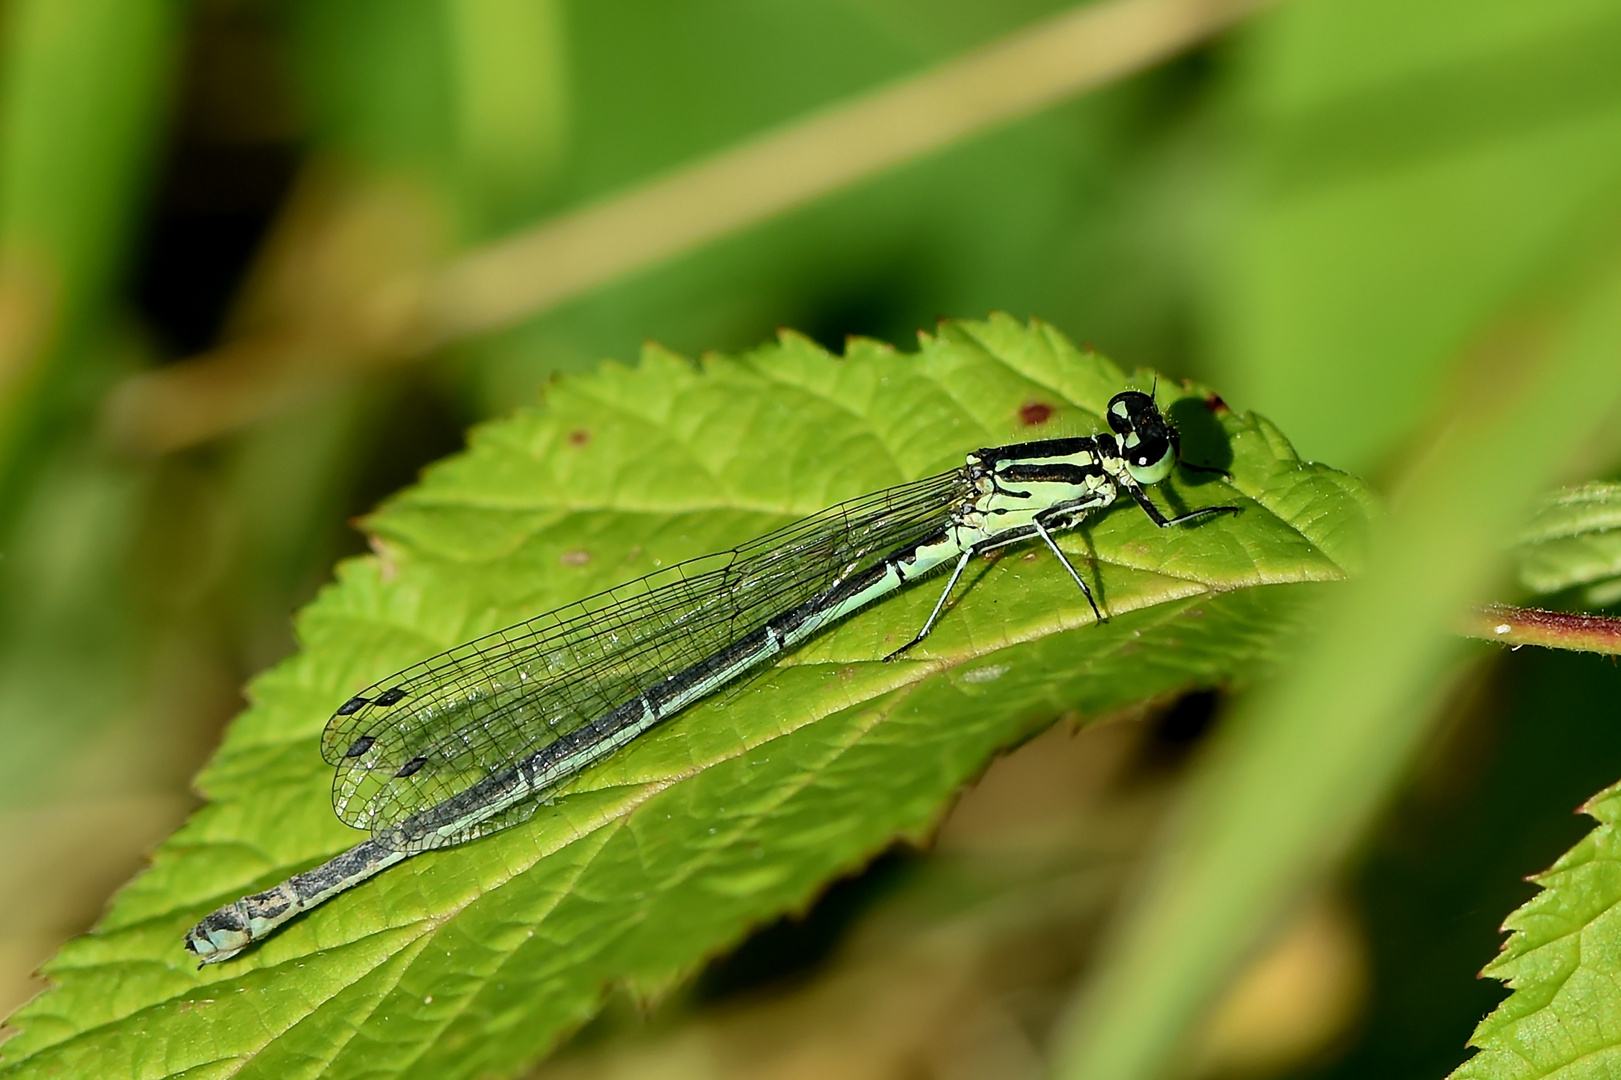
left=1, top=0, right=1619, bottom=1076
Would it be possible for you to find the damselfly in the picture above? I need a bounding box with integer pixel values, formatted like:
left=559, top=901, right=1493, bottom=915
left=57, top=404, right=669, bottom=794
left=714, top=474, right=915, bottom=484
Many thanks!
left=185, top=390, right=1239, bottom=964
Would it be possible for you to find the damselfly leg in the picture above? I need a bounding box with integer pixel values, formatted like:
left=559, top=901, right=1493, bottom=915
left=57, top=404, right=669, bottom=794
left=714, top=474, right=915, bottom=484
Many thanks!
left=1122, top=484, right=1241, bottom=529
left=883, top=507, right=1107, bottom=662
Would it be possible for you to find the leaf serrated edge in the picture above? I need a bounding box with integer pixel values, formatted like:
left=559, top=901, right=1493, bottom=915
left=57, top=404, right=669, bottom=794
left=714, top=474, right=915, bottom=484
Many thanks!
left=1452, top=778, right=1621, bottom=1078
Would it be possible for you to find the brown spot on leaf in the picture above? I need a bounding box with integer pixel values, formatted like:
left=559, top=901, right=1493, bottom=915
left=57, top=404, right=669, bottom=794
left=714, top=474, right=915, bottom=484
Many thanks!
left=1019, top=401, right=1054, bottom=426
left=369, top=535, right=398, bottom=582
left=559, top=549, right=591, bottom=567
left=567, top=428, right=591, bottom=447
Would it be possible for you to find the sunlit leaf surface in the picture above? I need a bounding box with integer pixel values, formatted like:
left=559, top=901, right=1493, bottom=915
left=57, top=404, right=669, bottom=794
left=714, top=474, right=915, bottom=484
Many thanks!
left=0, top=316, right=1369, bottom=1080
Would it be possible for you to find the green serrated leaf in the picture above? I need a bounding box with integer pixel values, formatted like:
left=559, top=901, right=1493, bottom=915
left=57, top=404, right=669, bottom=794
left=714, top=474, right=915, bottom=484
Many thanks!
left=1517, top=482, right=1621, bottom=605
left=1451, top=779, right=1621, bottom=1080
left=0, top=316, right=1371, bottom=1080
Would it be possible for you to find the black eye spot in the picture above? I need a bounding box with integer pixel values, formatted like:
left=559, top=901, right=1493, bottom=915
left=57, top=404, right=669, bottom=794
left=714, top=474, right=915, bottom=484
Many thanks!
left=374, top=688, right=408, bottom=707
left=395, top=756, right=428, bottom=778
left=343, top=736, right=375, bottom=758
left=336, top=696, right=369, bottom=715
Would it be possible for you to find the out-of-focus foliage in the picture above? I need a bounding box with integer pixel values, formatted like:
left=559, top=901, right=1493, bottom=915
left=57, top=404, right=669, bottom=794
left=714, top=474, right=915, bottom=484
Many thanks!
left=0, top=0, right=1618, bottom=1078
left=1209, top=0, right=1621, bottom=470
left=1515, top=483, right=1621, bottom=605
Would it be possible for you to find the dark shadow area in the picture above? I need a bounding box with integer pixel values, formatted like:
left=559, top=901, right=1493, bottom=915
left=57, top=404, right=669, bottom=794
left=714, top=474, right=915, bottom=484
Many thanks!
left=788, top=258, right=935, bottom=358
left=130, top=143, right=299, bottom=354
left=692, top=849, right=916, bottom=1001
left=1168, top=395, right=1235, bottom=479
left=1129, top=688, right=1225, bottom=779
left=128, top=4, right=302, bottom=355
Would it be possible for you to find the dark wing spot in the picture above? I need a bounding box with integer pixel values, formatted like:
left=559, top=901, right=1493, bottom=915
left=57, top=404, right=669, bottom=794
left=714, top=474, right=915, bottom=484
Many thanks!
left=394, top=756, right=428, bottom=778
left=374, top=687, right=408, bottom=706
left=343, top=735, right=375, bottom=758
left=336, top=696, right=370, bottom=716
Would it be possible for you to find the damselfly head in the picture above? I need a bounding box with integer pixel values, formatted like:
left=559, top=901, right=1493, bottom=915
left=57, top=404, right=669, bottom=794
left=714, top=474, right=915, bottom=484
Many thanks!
left=1105, top=390, right=1177, bottom=486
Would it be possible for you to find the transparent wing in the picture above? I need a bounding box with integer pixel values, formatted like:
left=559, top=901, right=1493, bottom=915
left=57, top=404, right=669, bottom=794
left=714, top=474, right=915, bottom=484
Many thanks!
left=322, top=469, right=972, bottom=849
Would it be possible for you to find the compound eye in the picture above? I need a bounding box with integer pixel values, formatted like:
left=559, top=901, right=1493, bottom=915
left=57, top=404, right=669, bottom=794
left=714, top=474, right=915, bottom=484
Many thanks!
left=1107, top=398, right=1133, bottom=435
left=1106, top=390, right=1153, bottom=435
left=1124, top=435, right=1174, bottom=486
left=1131, top=433, right=1168, bottom=467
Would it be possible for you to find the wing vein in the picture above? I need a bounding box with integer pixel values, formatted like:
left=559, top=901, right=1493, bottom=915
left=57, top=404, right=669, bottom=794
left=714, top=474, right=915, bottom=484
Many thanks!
left=322, top=470, right=971, bottom=849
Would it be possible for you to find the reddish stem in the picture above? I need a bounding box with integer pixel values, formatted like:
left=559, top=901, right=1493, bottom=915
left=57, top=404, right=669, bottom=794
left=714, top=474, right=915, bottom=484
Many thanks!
left=1464, top=604, right=1621, bottom=655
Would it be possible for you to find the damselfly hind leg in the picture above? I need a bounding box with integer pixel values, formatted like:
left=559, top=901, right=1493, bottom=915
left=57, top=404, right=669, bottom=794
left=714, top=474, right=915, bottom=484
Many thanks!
left=883, top=549, right=974, bottom=661
left=883, top=516, right=1107, bottom=662
left=1032, top=519, right=1104, bottom=623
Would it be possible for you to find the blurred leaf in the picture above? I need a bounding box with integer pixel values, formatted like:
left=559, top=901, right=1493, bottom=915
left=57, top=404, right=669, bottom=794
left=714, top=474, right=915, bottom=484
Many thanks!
left=0, top=316, right=1368, bottom=1079
left=0, top=0, right=183, bottom=800
left=444, top=0, right=570, bottom=231
left=1516, top=482, right=1621, bottom=606
left=0, top=0, right=179, bottom=496
left=463, top=0, right=1212, bottom=412
left=1207, top=0, right=1621, bottom=470
left=293, top=0, right=571, bottom=234
left=287, top=0, right=458, bottom=186
left=1449, top=778, right=1621, bottom=1080
left=0, top=0, right=189, bottom=1013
